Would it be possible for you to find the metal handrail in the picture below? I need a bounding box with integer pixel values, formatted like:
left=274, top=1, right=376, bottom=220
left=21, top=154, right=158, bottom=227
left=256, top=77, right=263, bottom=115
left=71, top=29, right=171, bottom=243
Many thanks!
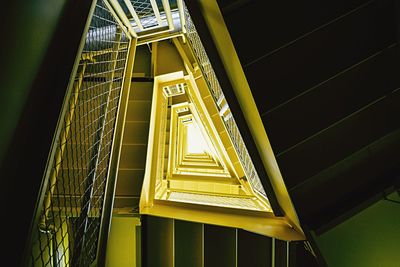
left=29, top=0, right=136, bottom=265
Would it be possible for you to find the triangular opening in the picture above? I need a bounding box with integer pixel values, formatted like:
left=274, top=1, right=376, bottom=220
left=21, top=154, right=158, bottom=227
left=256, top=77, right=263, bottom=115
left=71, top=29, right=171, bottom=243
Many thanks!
left=168, top=102, right=231, bottom=179
left=142, top=72, right=271, bottom=213
left=138, top=40, right=304, bottom=240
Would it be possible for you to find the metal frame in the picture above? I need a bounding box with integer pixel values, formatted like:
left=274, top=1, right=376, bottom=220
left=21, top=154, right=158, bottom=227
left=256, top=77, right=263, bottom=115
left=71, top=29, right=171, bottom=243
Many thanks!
left=25, top=0, right=99, bottom=265
left=150, top=76, right=271, bottom=211
left=134, top=0, right=307, bottom=241
left=177, top=0, right=186, bottom=34
left=108, top=0, right=137, bottom=37
left=150, top=0, right=163, bottom=25
left=28, top=0, right=138, bottom=265
left=25, top=2, right=309, bottom=265
left=162, top=0, right=175, bottom=31
left=140, top=69, right=304, bottom=239
left=124, top=0, right=144, bottom=30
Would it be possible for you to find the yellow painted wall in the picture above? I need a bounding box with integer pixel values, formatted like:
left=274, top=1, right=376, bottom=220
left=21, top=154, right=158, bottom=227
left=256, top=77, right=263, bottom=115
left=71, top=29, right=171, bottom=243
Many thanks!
left=106, top=216, right=140, bottom=267
left=155, top=41, right=186, bottom=76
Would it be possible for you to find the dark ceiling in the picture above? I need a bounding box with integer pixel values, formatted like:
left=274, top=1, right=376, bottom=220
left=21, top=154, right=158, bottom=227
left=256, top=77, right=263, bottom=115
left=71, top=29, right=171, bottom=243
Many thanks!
left=216, top=0, right=400, bottom=235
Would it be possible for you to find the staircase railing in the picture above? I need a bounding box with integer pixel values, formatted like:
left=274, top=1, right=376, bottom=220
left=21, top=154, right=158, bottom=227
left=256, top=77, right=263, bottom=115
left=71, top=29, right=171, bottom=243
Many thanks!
left=28, top=0, right=274, bottom=264
left=182, top=2, right=268, bottom=200
left=28, top=0, right=136, bottom=265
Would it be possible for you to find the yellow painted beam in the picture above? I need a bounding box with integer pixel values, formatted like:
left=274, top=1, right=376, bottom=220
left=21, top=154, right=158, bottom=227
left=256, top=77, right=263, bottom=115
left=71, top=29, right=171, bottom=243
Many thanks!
left=142, top=203, right=304, bottom=241
left=196, top=0, right=304, bottom=238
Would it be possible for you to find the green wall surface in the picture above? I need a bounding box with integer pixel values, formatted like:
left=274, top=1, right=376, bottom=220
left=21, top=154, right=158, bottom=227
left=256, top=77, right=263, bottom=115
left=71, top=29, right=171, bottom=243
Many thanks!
left=317, top=192, right=400, bottom=267
left=175, top=220, right=203, bottom=267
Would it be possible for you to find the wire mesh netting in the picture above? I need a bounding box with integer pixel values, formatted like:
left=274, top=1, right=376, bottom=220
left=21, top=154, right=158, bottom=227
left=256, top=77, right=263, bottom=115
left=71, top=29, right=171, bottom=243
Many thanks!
left=183, top=3, right=268, bottom=199
left=30, top=0, right=130, bottom=266
left=169, top=192, right=265, bottom=211
left=130, top=0, right=159, bottom=29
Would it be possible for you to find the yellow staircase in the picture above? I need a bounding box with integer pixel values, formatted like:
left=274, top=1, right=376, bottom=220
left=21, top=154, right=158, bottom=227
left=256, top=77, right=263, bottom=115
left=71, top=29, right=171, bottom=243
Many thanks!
left=111, top=42, right=154, bottom=212
left=114, top=80, right=153, bottom=211
left=106, top=41, right=293, bottom=267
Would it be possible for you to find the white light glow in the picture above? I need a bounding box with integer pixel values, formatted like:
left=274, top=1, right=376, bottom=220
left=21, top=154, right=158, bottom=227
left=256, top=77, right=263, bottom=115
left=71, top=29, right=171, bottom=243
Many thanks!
left=186, top=123, right=209, bottom=154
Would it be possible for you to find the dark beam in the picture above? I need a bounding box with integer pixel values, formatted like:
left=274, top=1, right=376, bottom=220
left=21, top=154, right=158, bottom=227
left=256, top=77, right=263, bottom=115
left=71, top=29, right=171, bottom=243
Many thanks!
left=263, top=44, right=400, bottom=154
left=278, top=88, right=400, bottom=189
left=291, top=128, right=400, bottom=231
left=220, top=0, right=372, bottom=66
left=244, top=0, right=396, bottom=114
left=218, top=0, right=253, bottom=15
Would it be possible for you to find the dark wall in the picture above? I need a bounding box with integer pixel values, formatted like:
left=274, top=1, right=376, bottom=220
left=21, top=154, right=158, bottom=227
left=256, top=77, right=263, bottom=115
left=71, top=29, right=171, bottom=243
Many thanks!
left=0, top=0, right=93, bottom=264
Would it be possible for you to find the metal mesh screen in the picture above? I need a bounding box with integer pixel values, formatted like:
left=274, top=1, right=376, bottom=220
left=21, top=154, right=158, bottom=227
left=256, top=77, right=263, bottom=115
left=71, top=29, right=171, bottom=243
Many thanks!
left=183, top=3, right=268, bottom=198
left=130, top=0, right=159, bottom=29
left=169, top=192, right=265, bottom=211
left=30, top=0, right=130, bottom=266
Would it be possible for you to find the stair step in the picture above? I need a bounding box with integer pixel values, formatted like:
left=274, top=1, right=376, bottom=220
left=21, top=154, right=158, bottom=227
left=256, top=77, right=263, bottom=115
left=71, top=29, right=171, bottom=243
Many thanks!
left=119, top=144, right=148, bottom=169
left=126, top=100, right=152, bottom=122
left=123, top=121, right=150, bottom=145
left=115, top=169, right=145, bottom=196
left=181, top=157, right=215, bottom=163
left=176, top=162, right=223, bottom=169
left=170, top=173, right=238, bottom=184
left=129, top=81, right=153, bottom=101
left=113, top=196, right=140, bottom=209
